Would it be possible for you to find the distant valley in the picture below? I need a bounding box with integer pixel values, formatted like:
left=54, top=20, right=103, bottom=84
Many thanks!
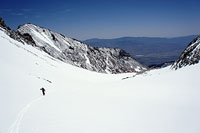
left=84, top=35, right=198, bottom=66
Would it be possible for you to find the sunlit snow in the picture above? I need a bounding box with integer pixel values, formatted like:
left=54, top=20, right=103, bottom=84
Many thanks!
left=0, top=28, right=200, bottom=133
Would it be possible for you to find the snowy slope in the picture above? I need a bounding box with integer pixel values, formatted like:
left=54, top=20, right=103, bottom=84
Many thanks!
left=17, top=24, right=147, bottom=74
left=1, top=25, right=200, bottom=133
left=172, top=35, right=200, bottom=69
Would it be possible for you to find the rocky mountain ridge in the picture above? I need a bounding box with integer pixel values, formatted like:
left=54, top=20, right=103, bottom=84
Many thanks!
left=0, top=17, right=147, bottom=73
left=172, top=36, right=200, bottom=69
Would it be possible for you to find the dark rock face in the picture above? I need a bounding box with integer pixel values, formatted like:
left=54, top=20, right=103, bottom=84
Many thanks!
left=0, top=17, right=11, bottom=30
left=22, top=33, right=36, bottom=45
left=172, top=36, right=200, bottom=69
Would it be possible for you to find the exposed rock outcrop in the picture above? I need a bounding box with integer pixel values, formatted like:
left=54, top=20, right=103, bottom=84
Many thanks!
left=172, top=36, right=200, bottom=69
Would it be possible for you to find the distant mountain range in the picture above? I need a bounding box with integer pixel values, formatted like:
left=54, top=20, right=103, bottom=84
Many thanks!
left=84, top=36, right=198, bottom=66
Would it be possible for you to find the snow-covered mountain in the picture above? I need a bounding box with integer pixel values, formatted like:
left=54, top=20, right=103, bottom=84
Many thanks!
left=16, top=23, right=147, bottom=73
left=1, top=24, right=200, bottom=133
left=172, top=35, right=200, bottom=69
left=1, top=16, right=200, bottom=133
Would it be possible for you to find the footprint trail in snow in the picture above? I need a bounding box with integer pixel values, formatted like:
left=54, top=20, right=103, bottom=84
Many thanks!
left=9, top=97, right=43, bottom=133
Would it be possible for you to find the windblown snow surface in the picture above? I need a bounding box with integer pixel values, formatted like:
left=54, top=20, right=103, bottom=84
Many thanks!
left=0, top=28, right=200, bottom=133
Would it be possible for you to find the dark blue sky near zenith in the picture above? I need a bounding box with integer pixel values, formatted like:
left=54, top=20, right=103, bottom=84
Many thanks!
left=0, top=0, right=200, bottom=40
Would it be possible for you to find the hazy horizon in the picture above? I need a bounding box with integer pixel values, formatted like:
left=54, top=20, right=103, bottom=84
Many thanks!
left=83, top=34, right=198, bottom=41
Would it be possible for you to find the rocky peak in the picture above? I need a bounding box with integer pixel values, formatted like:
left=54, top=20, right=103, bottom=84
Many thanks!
left=0, top=17, right=11, bottom=30
left=0, top=17, right=147, bottom=74
left=172, top=36, right=200, bottom=69
left=17, top=24, right=147, bottom=73
left=0, top=17, right=35, bottom=46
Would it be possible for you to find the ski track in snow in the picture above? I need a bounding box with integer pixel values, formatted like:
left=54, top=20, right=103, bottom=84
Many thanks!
left=9, top=97, right=43, bottom=133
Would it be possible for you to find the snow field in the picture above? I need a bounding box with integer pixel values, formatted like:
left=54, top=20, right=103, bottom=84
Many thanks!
left=0, top=29, right=200, bottom=133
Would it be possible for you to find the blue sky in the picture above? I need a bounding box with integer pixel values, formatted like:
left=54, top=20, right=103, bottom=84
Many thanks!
left=0, top=0, right=200, bottom=40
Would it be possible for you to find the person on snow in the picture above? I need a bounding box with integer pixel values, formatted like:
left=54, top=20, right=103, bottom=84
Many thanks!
left=40, top=87, right=46, bottom=96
